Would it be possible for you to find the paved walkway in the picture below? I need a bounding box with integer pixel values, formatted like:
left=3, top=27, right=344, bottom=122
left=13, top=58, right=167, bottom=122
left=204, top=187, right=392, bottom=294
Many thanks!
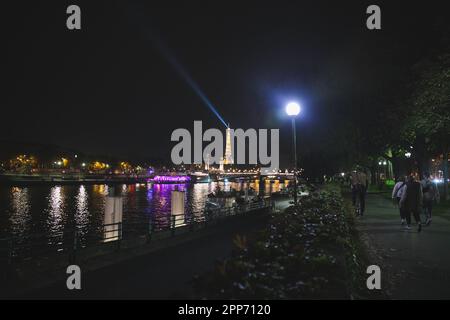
left=358, top=193, right=450, bottom=299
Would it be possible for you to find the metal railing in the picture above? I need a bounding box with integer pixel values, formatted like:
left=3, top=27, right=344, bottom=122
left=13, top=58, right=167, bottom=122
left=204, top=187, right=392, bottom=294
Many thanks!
left=0, top=198, right=271, bottom=266
left=0, top=222, right=124, bottom=265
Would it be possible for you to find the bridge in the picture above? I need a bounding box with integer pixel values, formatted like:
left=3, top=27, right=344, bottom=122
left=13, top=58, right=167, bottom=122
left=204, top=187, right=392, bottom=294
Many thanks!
left=201, top=171, right=295, bottom=181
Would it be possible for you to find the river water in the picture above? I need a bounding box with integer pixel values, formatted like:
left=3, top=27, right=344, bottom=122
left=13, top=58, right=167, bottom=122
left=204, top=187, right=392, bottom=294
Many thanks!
left=0, top=180, right=288, bottom=242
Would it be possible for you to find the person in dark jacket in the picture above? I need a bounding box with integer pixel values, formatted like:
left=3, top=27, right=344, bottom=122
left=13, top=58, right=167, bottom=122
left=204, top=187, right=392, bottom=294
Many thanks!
left=420, top=172, right=440, bottom=226
left=351, top=168, right=368, bottom=216
left=399, top=174, right=423, bottom=232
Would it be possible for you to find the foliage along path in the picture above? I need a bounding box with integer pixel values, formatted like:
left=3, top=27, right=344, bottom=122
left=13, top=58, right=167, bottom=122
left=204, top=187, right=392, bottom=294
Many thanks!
left=358, top=193, right=450, bottom=299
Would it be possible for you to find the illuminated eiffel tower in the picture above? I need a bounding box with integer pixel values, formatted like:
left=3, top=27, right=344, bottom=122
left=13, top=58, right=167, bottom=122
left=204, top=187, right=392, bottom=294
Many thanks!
left=224, top=124, right=233, bottom=165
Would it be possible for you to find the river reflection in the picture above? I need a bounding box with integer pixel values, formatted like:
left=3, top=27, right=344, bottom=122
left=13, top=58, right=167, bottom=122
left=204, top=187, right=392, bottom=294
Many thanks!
left=47, top=186, right=65, bottom=234
left=0, top=180, right=289, bottom=240
left=9, top=187, right=31, bottom=238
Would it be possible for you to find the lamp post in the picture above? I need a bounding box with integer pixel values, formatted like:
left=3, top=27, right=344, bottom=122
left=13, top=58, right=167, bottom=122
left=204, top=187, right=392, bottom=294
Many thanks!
left=286, top=102, right=301, bottom=205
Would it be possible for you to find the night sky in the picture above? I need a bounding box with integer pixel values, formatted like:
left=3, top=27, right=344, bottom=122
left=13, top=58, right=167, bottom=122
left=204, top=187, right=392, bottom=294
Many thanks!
left=3, top=1, right=448, bottom=168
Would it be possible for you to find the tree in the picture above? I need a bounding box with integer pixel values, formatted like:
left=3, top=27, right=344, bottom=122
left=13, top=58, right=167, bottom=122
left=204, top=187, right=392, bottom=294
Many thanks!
left=408, top=53, right=450, bottom=199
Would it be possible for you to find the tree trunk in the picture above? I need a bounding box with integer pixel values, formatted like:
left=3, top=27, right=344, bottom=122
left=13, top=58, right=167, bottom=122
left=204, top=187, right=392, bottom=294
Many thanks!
left=391, top=156, right=401, bottom=181
left=370, top=160, right=377, bottom=186
left=414, top=135, right=430, bottom=179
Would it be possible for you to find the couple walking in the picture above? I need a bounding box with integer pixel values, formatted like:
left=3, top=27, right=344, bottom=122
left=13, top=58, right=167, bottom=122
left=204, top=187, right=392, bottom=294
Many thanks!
left=392, top=172, right=440, bottom=232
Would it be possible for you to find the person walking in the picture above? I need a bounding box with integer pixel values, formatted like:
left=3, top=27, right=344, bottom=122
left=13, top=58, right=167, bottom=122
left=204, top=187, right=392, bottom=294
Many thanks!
left=399, top=174, right=423, bottom=232
left=351, top=167, right=368, bottom=216
left=392, top=176, right=407, bottom=225
left=420, top=172, right=440, bottom=226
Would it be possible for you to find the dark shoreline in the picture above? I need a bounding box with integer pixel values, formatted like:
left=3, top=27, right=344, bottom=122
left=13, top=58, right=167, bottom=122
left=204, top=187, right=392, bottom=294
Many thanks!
left=0, top=174, right=150, bottom=186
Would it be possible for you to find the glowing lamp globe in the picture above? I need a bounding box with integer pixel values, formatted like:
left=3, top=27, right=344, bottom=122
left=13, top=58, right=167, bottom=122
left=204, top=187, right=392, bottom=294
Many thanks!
left=285, top=102, right=301, bottom=116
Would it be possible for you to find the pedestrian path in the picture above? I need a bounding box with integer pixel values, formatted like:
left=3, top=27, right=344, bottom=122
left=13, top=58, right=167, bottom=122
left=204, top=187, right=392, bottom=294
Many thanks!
left=358, top=194, right=450, bottom=299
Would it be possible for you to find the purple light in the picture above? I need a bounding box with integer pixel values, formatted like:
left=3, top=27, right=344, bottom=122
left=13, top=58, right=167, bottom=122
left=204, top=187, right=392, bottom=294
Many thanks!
left=152, top=175, right=191, bottom=183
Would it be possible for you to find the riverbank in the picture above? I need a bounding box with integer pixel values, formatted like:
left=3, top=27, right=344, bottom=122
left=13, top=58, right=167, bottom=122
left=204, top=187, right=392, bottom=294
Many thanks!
left=1, top=187, right=387, bottom=299
left=0, top=173, right=150, bottom=186
left=10, top=207, right=271, bottom=299
left=193, top=185, right=383, bottom=299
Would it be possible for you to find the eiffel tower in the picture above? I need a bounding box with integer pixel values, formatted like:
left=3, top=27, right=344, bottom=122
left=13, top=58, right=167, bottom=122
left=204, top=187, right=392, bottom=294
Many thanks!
left=224, top=124, right=233, bottom=165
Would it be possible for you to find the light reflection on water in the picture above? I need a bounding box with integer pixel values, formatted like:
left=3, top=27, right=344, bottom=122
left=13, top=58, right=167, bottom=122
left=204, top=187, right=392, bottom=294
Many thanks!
left=9, top=187, right=31, bottom=238
left=46, top=186, right=65, bottom=234
left=75, top=185, right=90, bottom=237
left=0, top=180, right=288, bottom=240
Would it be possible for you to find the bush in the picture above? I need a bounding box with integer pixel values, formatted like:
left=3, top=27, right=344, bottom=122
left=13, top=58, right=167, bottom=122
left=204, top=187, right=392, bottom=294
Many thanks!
left=194, top=187, right=365, bottom=299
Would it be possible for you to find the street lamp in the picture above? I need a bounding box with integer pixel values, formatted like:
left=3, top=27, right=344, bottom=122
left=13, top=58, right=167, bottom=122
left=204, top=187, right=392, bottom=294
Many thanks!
left=285, top=102, right=301, bottom=205
left=286, top=102, right=301, bottom=117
